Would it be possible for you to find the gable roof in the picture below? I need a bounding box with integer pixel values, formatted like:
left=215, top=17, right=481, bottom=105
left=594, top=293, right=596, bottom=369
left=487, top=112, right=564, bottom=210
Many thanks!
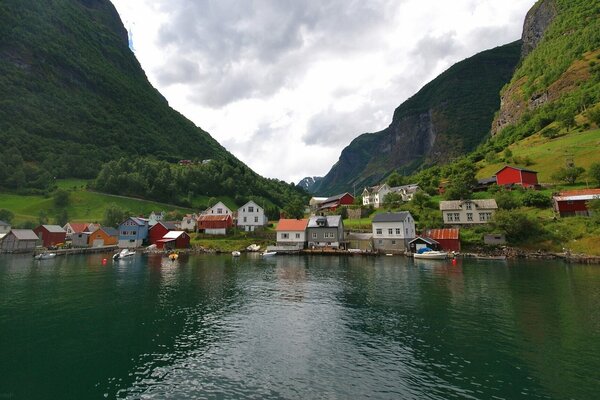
left=206, top=201, right=231, bottom=213
left=276, top=219, right=308, bottom=231
left=408, top=236, right=440, bottom=246
left=323, top=192, right=352, bottom=203
left=100, top=227, right=119, bottom=237
left=239, top=200, right=262, bottom=210
left=41, top=224, right=66, bottom=233
left=307, top=215, right=342, bottom=228
left=372, top=212, right=411, bottom=223
left=121, top=217, right=149, bottom=226
left=11, top=229, right=39, bottom=240
left=439, top=199, right=498, bottom=211
left=495, top=165, right=538, bottom=175
left=425, top=228, right=460, bottom=240
left=554, top=188, right=600, bottom=201
left=65, top=222, right=89, bottom=233
left=162, top=231, right=188, bottom=239
left=198, top=215, right=231, bottom=222
left=151, top=221, right=177, bottom=230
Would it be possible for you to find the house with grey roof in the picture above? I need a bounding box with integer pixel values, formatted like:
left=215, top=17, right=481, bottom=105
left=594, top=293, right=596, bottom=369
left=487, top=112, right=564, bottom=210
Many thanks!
left=0, top=229, right=39, bottom=253
left=118, top=217, right=149, bottom=248
left=439, top=199, right=498, bottom=225
left=371, top=211, right=416, bottom=253
left=362, top=184, right=391, bottom=208
left=306, top=215, right=345, bottom=249
left=390, top=184, right=420, bottom=202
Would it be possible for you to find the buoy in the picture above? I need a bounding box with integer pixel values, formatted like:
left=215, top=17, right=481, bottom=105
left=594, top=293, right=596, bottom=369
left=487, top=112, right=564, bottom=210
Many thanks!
left=102, top=258, right=107, bottom=265
left=452, top=258, right=457, bottom=266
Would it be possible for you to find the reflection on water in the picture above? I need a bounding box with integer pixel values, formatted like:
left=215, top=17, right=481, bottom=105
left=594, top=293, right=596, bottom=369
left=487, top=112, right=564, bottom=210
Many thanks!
left=0, top=253, right=599, bottom=399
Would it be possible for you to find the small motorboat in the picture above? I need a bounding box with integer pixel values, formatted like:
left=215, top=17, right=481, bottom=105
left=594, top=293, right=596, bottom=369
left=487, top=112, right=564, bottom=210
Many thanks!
left=261, top=251, right=277, bottom=257
left=413, top=248, right=448, bottom=260
left=168, top=252, right=179, bottom=260
left=231, top=251, right=241, bottom=257
left=34, top=252, right=57, bottom=260
left=246, top=244, right=261, bottom=252
left=113, top=249, right=136, bottom=260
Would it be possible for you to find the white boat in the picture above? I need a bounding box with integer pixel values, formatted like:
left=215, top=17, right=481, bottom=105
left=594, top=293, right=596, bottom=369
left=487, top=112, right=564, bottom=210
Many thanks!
left=232, top=251, right=241, bottom=257
left=246, top=244, right=261, bottom=252
left=34, top=252, right=57, bottom=260
left=413, top=250, right=448, bottom=260
left=113, top=249, right=136, bottom=260
left=261, top=251, right=277, bottom=257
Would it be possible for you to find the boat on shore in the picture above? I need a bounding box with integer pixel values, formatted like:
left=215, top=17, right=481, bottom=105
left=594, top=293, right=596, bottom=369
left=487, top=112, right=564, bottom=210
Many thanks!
left=413, top=250, right=448, bottom=260
left=34, top=252, right=57, bottom=260
left=246, top=244, right=261, bottom=252
left=113, top=249, right=136, bottom=260
left=232, top=251, right=241, bottom=257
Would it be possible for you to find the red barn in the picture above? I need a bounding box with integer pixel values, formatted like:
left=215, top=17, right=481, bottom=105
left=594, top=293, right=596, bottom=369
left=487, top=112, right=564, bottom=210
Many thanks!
left=33, top=225, right=67, bottom=248
left=495, top=166, right=539, bottom=188
left=424, top=228, right=460, bottom=252
left=317, top=192, right=354, bottom=212
left=148, top=221, right=178, bottom=245
left=553, top=188, right=600, bottom=217
left=197, top=215, right=233, bottom=235
left=156, top=231, right=190, bottom=249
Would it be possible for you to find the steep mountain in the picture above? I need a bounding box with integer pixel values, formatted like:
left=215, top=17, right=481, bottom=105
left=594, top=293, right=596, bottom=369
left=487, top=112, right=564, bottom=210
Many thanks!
left=492, top=0, right=600, bottom=136
left=297, top=176, right=323, bottom=192
left=0, top=0, right=306, bottom=207
left=312, top=41, right=522, bottom=195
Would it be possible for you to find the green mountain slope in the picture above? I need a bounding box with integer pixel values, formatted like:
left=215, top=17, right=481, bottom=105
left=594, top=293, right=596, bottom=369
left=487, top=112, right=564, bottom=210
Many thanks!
left=313, top=41, right=522, bottom=195
left=0, top=0, right=306, bottom=208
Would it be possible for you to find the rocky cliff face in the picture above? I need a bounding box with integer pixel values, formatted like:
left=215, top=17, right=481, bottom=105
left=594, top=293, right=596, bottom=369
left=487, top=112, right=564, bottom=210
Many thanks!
left=521, top=0, right=558, bottom=57
left=314, top=41, right=522, bottom=195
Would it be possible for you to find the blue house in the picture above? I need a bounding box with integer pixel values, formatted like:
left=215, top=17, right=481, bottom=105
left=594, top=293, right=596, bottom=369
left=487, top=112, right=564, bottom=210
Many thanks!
left=118, top=217, right=149, bottom=248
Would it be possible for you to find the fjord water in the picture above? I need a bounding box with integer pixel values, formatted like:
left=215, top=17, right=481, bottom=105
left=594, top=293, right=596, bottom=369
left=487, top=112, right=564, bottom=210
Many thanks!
left=1, top=254, right=599, bottom=399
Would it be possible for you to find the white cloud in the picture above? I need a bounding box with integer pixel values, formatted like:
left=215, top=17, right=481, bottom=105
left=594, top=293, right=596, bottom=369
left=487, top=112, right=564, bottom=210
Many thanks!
left=111, top=0, right=536, bottom=183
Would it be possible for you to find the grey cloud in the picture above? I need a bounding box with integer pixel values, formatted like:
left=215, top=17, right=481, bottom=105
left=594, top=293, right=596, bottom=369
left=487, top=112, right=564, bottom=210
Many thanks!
left=155, top=56, right=201, bottom=85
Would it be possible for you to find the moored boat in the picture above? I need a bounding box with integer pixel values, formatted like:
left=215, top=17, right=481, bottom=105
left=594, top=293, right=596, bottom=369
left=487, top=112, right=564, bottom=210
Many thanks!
left=232, top=251, right=241, bottom=257
left=261, top=251, right=277, bottom=257
left=413, top=250, right=448, bottom=260
left=34, top=252, right=57, bottom=260
left=113, top=249, right=136, bottom=260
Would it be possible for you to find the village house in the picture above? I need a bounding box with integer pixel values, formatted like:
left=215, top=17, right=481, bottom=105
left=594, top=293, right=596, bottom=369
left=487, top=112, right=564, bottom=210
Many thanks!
left=197, top=214, right=232, bottom=235
left=362, top=184, right=391, bottom=208
left=72, top=231, right=91, bottom=248
left=34, top=225, right=67, bottom=248
left=180, top=214, right=198, bottom=232
left=0, top=229, right=39, bottom=253
left=204, top=201, right=232, bottom=216
left=88, top=227, right=118, bottom=247
left=346, top=232, right=374, bottom=252
left=473, top=177, right=497, bottom=192
left=118, top=217, right=149, bottom=248
left=275, top=219, right=308, bottom=249
left=237, top=200, right=268, bottom=232
left=371, top=211, right=416, bottom=253
left=423, top=228, right=461, bottom=252
left=317, top=193, right=354, bottom=212
left=0, top=220, right=10, bottom=235
left=306, top=215, right=345, bottom=249
left=309, top=197, right=328, bottom=214
left=63, top=222, right=92, bottom=239
left=148, top=221, right=178, bottom=245
left=391, top=184, right=420, bottom=202
left=440, top=199, right=498, bottom=225
left=148, top=211, right=165, bottom=227
left=495, top=165, right=539, bottom=188
left=552, top=188, right=600, bottom=217
left=156, top=231, right=190, bottom=250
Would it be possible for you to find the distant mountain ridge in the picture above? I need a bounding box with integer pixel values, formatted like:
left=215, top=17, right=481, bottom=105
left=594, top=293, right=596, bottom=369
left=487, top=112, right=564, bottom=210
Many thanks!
left=297, top=176, right=323, bottom=192
left=312, top=41, right=522, bottom=195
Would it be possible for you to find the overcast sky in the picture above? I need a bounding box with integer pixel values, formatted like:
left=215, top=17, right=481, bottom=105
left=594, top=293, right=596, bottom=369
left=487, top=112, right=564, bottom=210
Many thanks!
left=110, top=0, right=536, bottom=183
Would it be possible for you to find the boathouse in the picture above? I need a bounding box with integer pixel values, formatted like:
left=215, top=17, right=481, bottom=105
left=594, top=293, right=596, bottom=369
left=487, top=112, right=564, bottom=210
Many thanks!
left=0, top=229, right=39, bottom=253
left=33, top=225, right=67, bottom=248
left=88, top=227, right=118, bottom=247
left=156, top=231, right=190, bottom=250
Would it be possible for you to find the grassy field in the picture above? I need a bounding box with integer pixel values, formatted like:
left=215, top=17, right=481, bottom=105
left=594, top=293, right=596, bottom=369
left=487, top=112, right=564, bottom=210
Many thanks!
left=477, top=128, right=600, bottom=182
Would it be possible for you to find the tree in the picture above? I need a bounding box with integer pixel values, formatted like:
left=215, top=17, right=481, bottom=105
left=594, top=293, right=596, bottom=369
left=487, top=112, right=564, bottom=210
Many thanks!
left=588, top=199, right=600, bottom=224
left=383, top=192, right=403, bottom=208
left=103, top=203, right=127, bottom=227
left=387, top=171, right=405, bottom=187
left=492, top=209, right=543, bottom=243
left=38, top=209, right=48, bottom=225
left=0, top=209, right=14, bottom=223
left=503, top=148, right=513, bottom=162
left=411, top=191, right=434, bottom=211
left=53, top=189, right=70, bottom=208
left=55, top=208, right=69, bottom=226
left=495, top=190, right=522, bottom=210
left=521, top=191, right=551, bottom=208
left=283, top=198, right=305, bottom=219
left=444, top=160, right=477, bottom=200
left=588, top=162, right=600, bottom=187
left=552, top=166, right=585, bottom=184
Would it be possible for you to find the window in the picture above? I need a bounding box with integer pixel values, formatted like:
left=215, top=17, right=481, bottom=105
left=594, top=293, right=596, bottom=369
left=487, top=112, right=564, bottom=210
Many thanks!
left=447, top=213, right=453, bottom=222
left=465, top=202, right=472, bottom=210
left=453, top=213, right=460, bottom=222
left=243, top=217, right=247, bottom=222
left=254, top=216, right=258, bottom=223
left=388, top=228, right=393, bottom=235
left=395, top=228, right=401, bottom=235
left=405, top=228, right=408, bottom=235
left=281, top=233, right=289, bottom=239
left=467, top=213, right=473, bottom=222
left=479, top=212, right=492, bottom=222
left=249, top=206, right=254, bottom=212
left=217, top=208, right=223, bottom=214
left=376, top=228, right=382, bottom=235
left=378, top=240, right=383, bottom=244
left=295, top=233, right=300, bottom=239
left=325, top=232, right=335, bottom=239
left=391, top=240, right=396, bottom=245
left=312, top=233, right=317, bottom=239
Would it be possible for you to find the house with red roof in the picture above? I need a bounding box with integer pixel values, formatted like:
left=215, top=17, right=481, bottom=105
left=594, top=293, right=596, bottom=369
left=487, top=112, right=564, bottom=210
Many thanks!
left=552, top=188, right=600, bottom=217
left=276, top=219, right=308, bottom=248
left=317, top=193, right=354, bottom=212
left=63, top=222, right=90, bottom=239
left=495, top=165, right=539, bottom=188
left=197, top=214, right=233, bottom=235
left=424, top=228, right=461, bottom=252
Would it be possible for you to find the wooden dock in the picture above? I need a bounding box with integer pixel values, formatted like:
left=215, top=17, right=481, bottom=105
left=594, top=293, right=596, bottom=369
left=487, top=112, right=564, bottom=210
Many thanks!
left=34, top=246, right=118, bottom=257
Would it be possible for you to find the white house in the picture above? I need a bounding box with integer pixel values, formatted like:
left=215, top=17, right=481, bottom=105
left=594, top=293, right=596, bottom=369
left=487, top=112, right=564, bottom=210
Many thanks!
left=371, top=211, right=416, bottom=253
left=237, top=201, right=268, bottom=232
left=309, top=197, right=328, bottom=213
left=148, top=211, right=165, bottom=227
left=0, top=220, right=11, bottom=235
left=180, top=213, right=198, bottom=232
left=390, top=184, right=420, bottom=201
left=275, top=219, right=308, bottom=249
left=440, top=199, right=498, bottom=225
left=362, top=184, right=391, bottom=208
left=204, top=201, right=232, bottom=216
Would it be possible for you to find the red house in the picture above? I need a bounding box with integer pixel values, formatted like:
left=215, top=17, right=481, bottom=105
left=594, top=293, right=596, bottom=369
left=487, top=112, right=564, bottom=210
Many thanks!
left=33, top=225, right=67, bottom=248
left=552, top=188, right=600, bottom=217
left=156, top=231, right=190, bottom=249
left=197, top=215, right=233, bottom=235
left=317, top=192, right=354, bottom=212
left=495, top=166, right=539, bottom=188
left=148, top=221, right=178, bottom=245
left=424, top=228, right=460, bottom=252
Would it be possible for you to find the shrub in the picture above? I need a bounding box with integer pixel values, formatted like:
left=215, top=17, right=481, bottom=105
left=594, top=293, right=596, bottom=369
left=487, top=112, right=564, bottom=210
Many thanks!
left=495, top=190, right=522, bottom=210
left=492, top=209, right=543, bottom=243
left=522, top=191, right=551, bottom=208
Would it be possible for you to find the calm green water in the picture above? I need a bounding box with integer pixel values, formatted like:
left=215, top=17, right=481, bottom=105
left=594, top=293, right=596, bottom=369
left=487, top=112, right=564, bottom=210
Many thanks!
left=1, top=253, right=599, bottom=399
